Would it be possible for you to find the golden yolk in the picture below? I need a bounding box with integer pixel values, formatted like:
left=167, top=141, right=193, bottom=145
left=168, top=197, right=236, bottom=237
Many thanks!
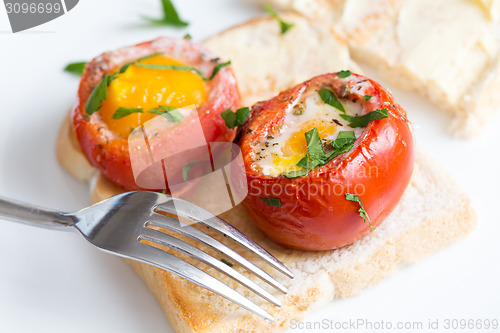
left=271, top=120, right=336, bottom=174
left=98, top=55, right=207, bottom=138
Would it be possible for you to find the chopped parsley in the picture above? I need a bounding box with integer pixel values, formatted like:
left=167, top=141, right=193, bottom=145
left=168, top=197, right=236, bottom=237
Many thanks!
left=319, top=88, right=345, bottom=113
left=182, top=161, right=202, bottom=181
left=135, top=60, right=231, bottom=81
left=220, top=107, right=250, bottom=129
left=345, top=194, right=374, bottom=229
left=263, top=4, right=294, bottom=34
left=337, top=70, right=352, bottom=78
left=111, top=105, right=183, bottom=123
left=142, top=0, right=188, bottom=27
left=220, top=258, right=233, bottom=267
left=363, top=95, right=373, bottom=101
left=340, top=108, right=388, bottom=127
left=112, top=107, right=143, bottom=119
left=64, top=62, right=87, bottom=76
left=260, top=197, right=282, bottom=207
left=283, top=129, right=356, bottom=178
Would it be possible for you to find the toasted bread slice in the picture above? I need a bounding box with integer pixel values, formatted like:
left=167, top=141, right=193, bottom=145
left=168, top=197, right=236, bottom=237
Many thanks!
left=56, top=13, right=476, bottom=333
left=257, top=0, right=500, bottom=137
left=203, top=13, right=360, bottom=107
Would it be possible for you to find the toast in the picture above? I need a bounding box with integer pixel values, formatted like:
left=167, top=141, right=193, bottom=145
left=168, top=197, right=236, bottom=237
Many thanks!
left=56, top=13, right=476, bottom=333
left=257, top=0, right=500, bottom=137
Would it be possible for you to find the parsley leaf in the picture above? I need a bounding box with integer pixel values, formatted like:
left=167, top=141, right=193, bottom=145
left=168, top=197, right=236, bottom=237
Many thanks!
left=260, top=197, right=282, bottom=207
left=263, top=4, right=294, bottom=34
left=319, top=88, right=345, bottom=113
left=220, top=107, right=250, bottom=129
left=85, top=74, right=114, bottom=115
left=207, top=61, right=231, bottom=80
left=112, top=107, right=144, bottom=119
left=305, top=128, right=327, bottom=163
left=345, top=194, right=374, bottom=229
left=283, top=130, right=357, bottom=178
left=135, top=61, right=231, bottom=81
left=220, top=258, right=233, bottom=267
left=283, top=169, right=310, bottom=178
left=147, top=106, right=184, bottom=123
left=182, top=161, right=202, bottom=181
left=64, top=62, right=87, bottom=76
left=338, top=70, right=352, bottom=78
left=143, top=0, right=188, bottom=27
left=363, top=95, right=372, bottom=101
left=340, top=108, right=388, bottom=127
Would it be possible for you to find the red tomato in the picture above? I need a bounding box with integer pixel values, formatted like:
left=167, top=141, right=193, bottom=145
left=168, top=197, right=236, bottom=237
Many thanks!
left=71, top=37, right=239, bottom=191
left=238, top=73, right=415, bottom=251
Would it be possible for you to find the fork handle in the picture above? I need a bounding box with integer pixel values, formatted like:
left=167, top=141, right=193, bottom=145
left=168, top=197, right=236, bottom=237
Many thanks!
left=0, top=197, right=75, bottom=229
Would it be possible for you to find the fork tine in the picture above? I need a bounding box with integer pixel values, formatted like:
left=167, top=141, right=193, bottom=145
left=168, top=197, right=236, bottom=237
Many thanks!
left=155, top=197, right=295, bottom=279
left=140, top=226, right=282, bottom=306
left=128, top=243, right=275, bottom=322
left=148, top=212, right=288, bottom=293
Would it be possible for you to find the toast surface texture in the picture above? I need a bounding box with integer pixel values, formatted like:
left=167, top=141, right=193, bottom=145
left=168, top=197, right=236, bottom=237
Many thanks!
left=56, top=13, right=477, bottom=333
left=203, top=13, right=359, bottom=107
left=258, top=0, right=500, bottom=137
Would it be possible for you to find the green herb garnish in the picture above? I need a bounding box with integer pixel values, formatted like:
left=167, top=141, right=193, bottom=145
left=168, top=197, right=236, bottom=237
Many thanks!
left=283, top=130, right=356, bottom=178
left=220, top=107, right=250, bottom=129
left=345, top=194, right=374, bottom=229
left=319, top=88, right=345, bottom=113
left=340, top=108, right=388, bottom=127
left=85, top=54, right=164, bottom=116
left=85, top=74, right=113, bottom=115
left=64, top=62, right=87, bottom=76
left=337, top=70, right=352, bottom=78
left=182, top=161, right=202, bottom=181
left=147, top=106, right=184, bottom=123
left=263, top=4, right=294, bottom=34
left=260, top=197, right=282, bottom=207
left=135, top=60, right=230, bottom=81
left=111, top=105, right=183, bottom=122
left=363, top=95, right=372, bottom=101
left=143, top=0, right=188, bottom=27
left=112, top=107, right=144, bottom=119
left=221, top=258, right=233, bottom=267
left=183, top=33, right=192, bottom=40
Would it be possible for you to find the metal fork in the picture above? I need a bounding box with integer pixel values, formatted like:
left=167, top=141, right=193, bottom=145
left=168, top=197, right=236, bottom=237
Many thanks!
left=0, top=191, right=293, bottom=321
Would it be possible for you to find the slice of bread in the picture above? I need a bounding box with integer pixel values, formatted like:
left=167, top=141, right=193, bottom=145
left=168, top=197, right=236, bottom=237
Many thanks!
left=56, top=13, right=476, bottom=333
left=203, top=13, right=360, bottom=107
left=257, top=0, right=500, bottom=137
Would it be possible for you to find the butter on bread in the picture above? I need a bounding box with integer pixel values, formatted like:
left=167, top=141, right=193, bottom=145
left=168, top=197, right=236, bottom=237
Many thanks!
left=57, top=13, right=476, bottom=333
left=258, top=0, right=500, bottom=137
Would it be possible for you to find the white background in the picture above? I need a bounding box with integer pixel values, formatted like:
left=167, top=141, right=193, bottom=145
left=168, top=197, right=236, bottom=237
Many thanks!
left=0, top=0, right=499, bottom=332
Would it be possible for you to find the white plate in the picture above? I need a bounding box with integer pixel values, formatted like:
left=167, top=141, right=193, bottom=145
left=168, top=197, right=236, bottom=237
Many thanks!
left=0, top=0, right=499, bottom=332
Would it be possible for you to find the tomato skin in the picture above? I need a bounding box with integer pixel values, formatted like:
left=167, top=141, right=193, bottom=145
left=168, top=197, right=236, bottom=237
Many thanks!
left=238, top=73, right=415, bottom=251
left=71, top=37, right=239, bottom=191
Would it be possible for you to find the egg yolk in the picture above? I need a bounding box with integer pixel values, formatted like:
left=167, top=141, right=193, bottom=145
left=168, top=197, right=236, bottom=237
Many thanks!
left=98, top=55, right=207, bottom=138
left=272, top=120, right=336, bottom=173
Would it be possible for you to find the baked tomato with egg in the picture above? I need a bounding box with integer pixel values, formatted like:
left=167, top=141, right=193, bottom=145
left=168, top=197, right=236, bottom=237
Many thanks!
left=238, top=72, right=414, bottom=251
left=72, top=37, right=239, bottom=191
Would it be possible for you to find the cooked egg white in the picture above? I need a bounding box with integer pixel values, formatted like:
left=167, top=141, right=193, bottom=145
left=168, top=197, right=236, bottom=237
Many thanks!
left=256, top=91, right=365, bottom=177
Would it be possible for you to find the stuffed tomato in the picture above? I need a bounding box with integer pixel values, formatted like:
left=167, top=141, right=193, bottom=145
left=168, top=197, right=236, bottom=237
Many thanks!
left=238, top=72, right=414, bottom=251
left=72, top=37, right=239, bottom=191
